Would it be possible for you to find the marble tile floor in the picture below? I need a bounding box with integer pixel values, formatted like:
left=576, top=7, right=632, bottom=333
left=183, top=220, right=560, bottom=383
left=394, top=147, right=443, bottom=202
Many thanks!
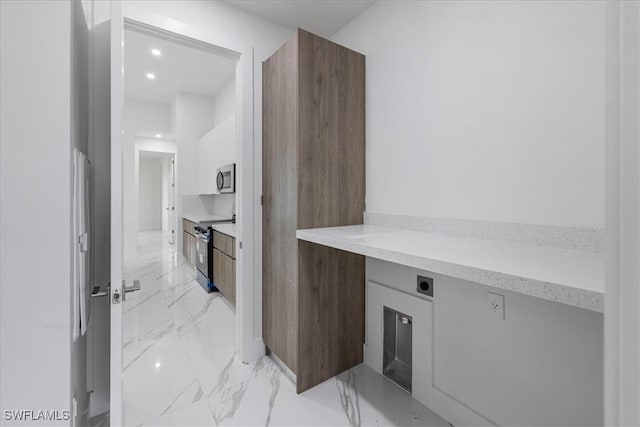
left=124, top=231, right=451, bottom=427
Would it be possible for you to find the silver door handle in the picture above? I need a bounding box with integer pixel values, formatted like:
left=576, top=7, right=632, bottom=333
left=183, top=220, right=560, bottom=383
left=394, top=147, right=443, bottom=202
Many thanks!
left=91, top=285, right=109, bottom=298
left=124, top=279, right=141, bottom=293
left=91, top=280, right=139, bottom=299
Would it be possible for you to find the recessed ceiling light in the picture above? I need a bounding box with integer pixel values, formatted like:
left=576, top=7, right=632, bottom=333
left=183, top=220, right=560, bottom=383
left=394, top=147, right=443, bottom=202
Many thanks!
left=146, top=72, right=155, bottom=80
left=155, top=362, right=161, bottom=369
left=151, top=48, right=162, bottom=57
left=155, top=133, right=162, bottom=138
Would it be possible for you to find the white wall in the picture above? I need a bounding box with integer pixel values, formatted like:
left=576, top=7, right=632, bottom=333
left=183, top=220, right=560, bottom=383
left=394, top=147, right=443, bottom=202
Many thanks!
left=123, top=100, right=172, bottom=257
left=1, top=1, right=72, bottom=425
left=211, top=77, right=236, bottom=128
left=331, top=3, right=610, bottom=425
left=173, top=92, right=216, bottom=195
left=212, top=194, right=236, bottom=218
left=182, top=194, right=236, bottom=220
left=124, top=99, right=172, bottom=134
left=331, top=0, right=607, bottom=228
left=197, top=114, right=236, bottom=194
left=138, top=157, right=163, bottom=231
left=172, top=92, right=215, bottom=254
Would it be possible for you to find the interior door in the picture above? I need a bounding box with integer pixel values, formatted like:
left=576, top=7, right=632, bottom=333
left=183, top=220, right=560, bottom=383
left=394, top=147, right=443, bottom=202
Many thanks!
left=109, top=0, right=124, bottom=425
left=168, top=155, right=176, bottom=245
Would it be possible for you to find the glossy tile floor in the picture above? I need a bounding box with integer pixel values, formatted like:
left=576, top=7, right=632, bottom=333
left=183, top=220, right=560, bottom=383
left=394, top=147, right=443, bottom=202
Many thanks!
left=123, top=231, right=451, bottom=427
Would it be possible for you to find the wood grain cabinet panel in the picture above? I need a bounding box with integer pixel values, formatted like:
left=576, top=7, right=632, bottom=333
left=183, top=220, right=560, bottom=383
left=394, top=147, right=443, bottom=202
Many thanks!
left=213, top=230, right=235, bottom=259
left=182, top=218, right=198, bottom=266
left=298, top=241, right=365, bottom=392
left=231, top=259, right=236, bottom=306
left=189, top=234, right=196, bottom=267
left=183, top=218, right=196, bottom=236
left=213, top=248, right=232, bottom=303
left=263, top=29, right=300, bottom=375
left=183, top=231, right=196, bottom=266
left=183, top=231, right=190, bottom=263
left=263, top=28, right=365, bottom=393
left=213, top=232, right=236, bottom=308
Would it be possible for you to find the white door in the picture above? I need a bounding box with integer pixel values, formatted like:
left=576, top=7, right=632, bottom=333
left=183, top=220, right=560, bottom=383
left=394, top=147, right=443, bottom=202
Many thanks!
left=109, top=0, right=124, bottom=425
left=168, top=155, right=176, bottom=245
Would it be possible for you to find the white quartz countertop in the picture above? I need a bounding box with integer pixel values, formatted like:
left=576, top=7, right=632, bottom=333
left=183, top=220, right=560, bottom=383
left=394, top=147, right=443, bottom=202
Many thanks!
left=211, top=223, right=236, bottom=238
left=296, top=225, right=604, bottom=312
left=183, top=214, right=233, bottom=224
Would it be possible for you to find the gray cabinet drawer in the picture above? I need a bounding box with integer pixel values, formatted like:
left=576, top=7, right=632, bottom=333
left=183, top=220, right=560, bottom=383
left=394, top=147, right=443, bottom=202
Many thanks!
left=183, top=218, right=197, bottom=236
left=213, top=230, right=235, bottom=259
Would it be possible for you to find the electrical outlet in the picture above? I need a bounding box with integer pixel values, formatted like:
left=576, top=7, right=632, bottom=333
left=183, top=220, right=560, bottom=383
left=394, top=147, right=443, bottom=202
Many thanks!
left=487, top=292, right=505, bottom=320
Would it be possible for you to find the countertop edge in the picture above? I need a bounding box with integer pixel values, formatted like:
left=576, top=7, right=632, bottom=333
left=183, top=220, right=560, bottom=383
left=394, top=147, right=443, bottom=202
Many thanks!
left=211, top=224, right=237, bottom=239
left=296, top=228, right=604, bottom=313
left=183, top=214, right=234, bottom=225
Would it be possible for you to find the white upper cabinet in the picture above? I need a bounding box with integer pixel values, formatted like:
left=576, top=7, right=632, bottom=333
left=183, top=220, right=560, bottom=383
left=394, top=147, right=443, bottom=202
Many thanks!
left=197, top=114, right=235, bottom=194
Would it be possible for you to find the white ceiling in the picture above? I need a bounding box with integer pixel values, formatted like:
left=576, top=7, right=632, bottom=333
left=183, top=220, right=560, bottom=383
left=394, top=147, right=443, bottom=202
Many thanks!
left=224, top=0, right=375, bottom=38
left=124, top=29, right=237, bottom=104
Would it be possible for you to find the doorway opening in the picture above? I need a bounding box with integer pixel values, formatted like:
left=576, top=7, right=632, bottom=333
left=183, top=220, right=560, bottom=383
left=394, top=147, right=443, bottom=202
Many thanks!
left=137, top=150, right=176, bottom=247
left=120, top=23, right=241, bottom=426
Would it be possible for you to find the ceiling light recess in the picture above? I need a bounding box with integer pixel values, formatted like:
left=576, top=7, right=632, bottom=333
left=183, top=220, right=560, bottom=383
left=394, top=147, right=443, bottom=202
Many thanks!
left=146, top=72, right=155, bottom=80
left=151, top=48, right=161, bottom=57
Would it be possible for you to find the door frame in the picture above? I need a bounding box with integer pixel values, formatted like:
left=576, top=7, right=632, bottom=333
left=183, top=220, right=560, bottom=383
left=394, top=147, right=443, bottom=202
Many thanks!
left=135, top=149, right=176, bottom=237
left=122, top=17, right=263, bottom=363
left=133, top=142, right=177, bottom=241
left=604, top=0, right=640, bottom=425
left=110, top=1, right=124, bottom=425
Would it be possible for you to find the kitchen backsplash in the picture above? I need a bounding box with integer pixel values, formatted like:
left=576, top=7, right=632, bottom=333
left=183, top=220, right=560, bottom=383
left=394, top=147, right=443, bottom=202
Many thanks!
left=182, top=193, right=236, bottom=219
left=364, top=212, right=604, bottom=252
left=209, top=193, right=235, bottom=218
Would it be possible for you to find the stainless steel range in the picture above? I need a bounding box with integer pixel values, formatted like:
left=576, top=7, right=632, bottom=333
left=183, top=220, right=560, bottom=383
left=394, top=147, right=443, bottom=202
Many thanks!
left=194, top=218, right=234, bottom=292
left=194, top=225, right=213, bottom=292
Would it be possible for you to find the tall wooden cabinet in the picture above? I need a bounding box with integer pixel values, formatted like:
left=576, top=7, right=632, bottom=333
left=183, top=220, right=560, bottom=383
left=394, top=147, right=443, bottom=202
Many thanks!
left=262, top=29, right=366, bottom=393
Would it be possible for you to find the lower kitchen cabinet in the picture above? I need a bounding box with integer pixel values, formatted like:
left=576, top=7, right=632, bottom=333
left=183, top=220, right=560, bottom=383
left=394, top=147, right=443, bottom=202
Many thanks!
left=183, top=232, right=196, bottom=266
left=213, top=248, right=235, bottom=306
left=213, top=230, right=235, bottom=306
left=182, top=218, right=197, bottom=266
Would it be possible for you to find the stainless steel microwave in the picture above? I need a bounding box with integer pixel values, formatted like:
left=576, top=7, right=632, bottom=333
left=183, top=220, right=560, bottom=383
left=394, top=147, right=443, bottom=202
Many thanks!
left=216, top=163, right=235, bottom=193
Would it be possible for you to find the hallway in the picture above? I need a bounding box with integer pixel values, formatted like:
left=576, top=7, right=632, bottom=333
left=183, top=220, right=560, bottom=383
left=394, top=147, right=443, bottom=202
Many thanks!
left=122, top=232, right=449, bottom=427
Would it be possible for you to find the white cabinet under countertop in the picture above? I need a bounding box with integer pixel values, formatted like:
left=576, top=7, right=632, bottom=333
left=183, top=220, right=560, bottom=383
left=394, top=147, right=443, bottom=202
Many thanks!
left=197, top=114, right=235, bottom=194
left=364, top=257, right=603, bottom=427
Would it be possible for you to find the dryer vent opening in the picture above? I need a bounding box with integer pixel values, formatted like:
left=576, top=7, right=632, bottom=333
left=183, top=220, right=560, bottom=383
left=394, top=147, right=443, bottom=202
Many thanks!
left=382, top=306, right=412, bottom=392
